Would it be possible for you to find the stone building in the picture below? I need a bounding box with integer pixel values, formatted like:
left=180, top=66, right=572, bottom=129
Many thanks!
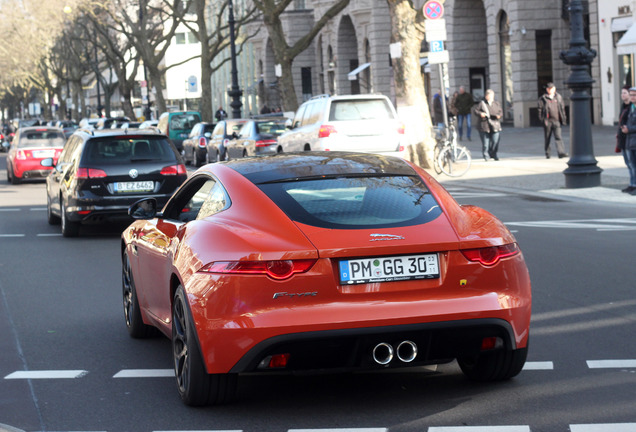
left=214, top=0, right=603, bottom=128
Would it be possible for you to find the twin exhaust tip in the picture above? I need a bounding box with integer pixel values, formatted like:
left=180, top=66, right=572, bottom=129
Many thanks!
left=372, top=340, right=418, bottom=365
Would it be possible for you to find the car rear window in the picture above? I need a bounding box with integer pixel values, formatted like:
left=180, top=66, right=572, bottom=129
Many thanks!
left=257, top=175, right=441, bottom=229
left=256, top=120, right=287, bottom=136
left=328, top=99, right=395, bottom=122
left=19, top=131, right=66, bottom=148
left=169, top=114, right=201, bottom=131
left=82, top=137, right=177, bottom=164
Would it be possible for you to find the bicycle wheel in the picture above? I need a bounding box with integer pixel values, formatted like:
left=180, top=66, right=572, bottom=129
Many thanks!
left=438, top=145, right=472, bottom=177
left=433, top=142, right=443, bottom=174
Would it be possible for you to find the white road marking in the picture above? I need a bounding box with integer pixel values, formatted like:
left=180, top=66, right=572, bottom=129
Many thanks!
left=587, top=360, right=636, bottom=369
left=428, top=427, right=530, bottom=432
left=37, top=233, right=62, bottom=237
left=0, top=234, right=25, bottom=237
left=506, top=217, right=636, bottom=231
left=570, top=424, right=636, bottom=432
left=4, top=370, right=88, bottom=379
left=290, top=429, right=387, bottom=432
left=113, top=369, right=174, bottom=378
left=29, top=207, right=46, bottom=211
left=0, top=208, right=20, bottom=211
left=523, top=361, right=554, bottom=370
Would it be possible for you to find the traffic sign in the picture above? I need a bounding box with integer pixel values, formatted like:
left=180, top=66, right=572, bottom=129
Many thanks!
left=428, top=50, right=449, bottom=65
left=430, top=40, right=444, bottom=53
left=425, top=18, right=447, bottom=42
left=423, top=0, right=444, bottom=20
left=187, top=75, right=198, bottom=93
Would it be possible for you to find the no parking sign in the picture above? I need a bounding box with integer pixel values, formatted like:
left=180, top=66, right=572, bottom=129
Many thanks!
left=423, top=0, right=444, bottom=20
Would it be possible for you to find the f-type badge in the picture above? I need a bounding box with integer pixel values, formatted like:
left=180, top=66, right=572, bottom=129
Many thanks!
left=129, top=169, right=139, bottom=179
left=370, top=233, right=405, bottom=241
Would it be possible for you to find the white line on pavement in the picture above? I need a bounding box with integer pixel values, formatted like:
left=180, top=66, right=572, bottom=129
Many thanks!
left=4, top=370, right=88, bottom=379
left=570, top=424, right=636, bottom=432
left=113, top=369, right=174, bottom=378
left=522, top=361, right=554, bottom=370
left=428, top=427, right=530, bottom=432
left=587, top=360, right=636, bottom=369
left=0, top=234, right=25, bottom=237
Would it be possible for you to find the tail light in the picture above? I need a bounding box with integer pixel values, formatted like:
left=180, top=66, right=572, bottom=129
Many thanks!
left=16, top=150, right=28, bottom=160
left=318, top=125, right=337, bottom=138
left=398, top=123, right=405, bottom=134
left=460, top=243, right=520, bottom=266
left=76, top=167, right=107, bottom=178
left=198, top=137, right=207, bottom=148
left=255, top=139, right=277, bottom=147
left=160, top=164, right=187, bottom=176
left=198, top=259, right=316, bottom=280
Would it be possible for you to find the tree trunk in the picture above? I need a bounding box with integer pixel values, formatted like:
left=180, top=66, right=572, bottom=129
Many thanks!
left=387, top=0, right=435, bottom=169
left=148, top=66, right=167, bottom=114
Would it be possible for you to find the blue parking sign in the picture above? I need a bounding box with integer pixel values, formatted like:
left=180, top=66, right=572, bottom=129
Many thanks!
left=430, top=40, right=444, bottom=52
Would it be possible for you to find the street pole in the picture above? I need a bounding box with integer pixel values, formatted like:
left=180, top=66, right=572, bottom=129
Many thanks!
left=559, top=0, right=602, bottom=188
left=227, top=0, right=243, bottom=119
left=94, top=27, right=102, bottom=117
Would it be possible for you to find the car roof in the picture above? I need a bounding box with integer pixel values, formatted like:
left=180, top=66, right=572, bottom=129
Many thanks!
left=222, top=152, right=416, bottom=184
left=74, top=128, right=167, bottom=139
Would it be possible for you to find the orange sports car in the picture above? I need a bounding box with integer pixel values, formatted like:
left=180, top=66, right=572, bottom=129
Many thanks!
left=121, top=152, right=531, bottom=406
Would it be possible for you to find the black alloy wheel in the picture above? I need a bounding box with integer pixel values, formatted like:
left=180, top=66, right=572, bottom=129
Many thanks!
left=122, top=251, right=156, bottom=338
left=172, top=285, right=237, bottom=406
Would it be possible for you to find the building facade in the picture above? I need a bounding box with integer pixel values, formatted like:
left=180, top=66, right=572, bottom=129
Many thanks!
left=222, top=0, right=607, bottom=128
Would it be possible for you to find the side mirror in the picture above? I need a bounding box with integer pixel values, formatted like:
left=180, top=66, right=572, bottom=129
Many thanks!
left=40, top=157, right=55, bottom=168
left=231, top=132, right=238, bottom=139
left=129, top=198, right=159, bottom=220
left=204, top=132, right=212, bottom=138
left=285, top=118, right=293, bottom=129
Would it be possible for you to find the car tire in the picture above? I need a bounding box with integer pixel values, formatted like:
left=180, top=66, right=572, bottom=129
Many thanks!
left=61, top=200, right=80, bottom=237
left=458, top=345, right=528, bottom=382
left=47, top=194, right=60, bottom=225
left=8, top=166, right=20, bottom=184
left=122, top=251, right=156, bottom=338
left=172, top=285, right=238, bottom=406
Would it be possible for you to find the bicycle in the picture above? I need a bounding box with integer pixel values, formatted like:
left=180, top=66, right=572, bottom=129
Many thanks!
left=434, top=117, right=472, bottom=177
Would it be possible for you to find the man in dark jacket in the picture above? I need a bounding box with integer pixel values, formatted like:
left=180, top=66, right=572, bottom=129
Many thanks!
left=538, top=82, right=568, bottom=158
left=620, top=87, right=636, bottom=195
left=454, top=86, right=474, bottom=141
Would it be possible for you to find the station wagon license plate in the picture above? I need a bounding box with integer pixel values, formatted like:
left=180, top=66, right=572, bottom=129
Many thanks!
left=114, top=181, right=154, bottom=193
left=339, top=253, right=439, bottom=285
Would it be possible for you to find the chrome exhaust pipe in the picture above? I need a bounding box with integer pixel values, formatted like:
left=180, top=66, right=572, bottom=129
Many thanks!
left=396, top=340, right=418, bottom=363
left=372, top=342, right=394, bottom=365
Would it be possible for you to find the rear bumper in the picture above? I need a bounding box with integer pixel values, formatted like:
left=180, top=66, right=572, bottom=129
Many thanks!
left=65, top=194, right=172, bottom=224
left=229, top=318, right=519, bottom=374
left=13, top=160, right=54, bottom=179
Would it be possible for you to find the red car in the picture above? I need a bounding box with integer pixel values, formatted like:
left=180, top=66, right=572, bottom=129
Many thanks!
left=6, top=126, right=66, bottom=184
left=122, top=152, right=531, bottom=406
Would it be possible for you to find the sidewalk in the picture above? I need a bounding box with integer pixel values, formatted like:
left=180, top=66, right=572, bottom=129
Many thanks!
left=430, top=125, right=636, bottom=207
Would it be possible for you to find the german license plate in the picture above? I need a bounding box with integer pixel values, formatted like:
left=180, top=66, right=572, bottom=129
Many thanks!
left=114, top=181, right=154, bottom=193
left=339, top=253, right=439, bottom=285
left=33, top=150, right=55, bottom=158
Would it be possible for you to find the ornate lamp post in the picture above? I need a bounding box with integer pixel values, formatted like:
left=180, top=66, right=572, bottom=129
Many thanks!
left=559, top=0, right=602, bottom=188
left=227, top=0, right=243, bottom=118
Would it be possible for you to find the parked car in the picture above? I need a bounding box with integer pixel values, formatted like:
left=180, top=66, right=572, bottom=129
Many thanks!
left=181, top=122, right=215, bottom=167
left=42, top=129, right=187, bottom=237
left=122, top=152, right=531, bottom=406
left=206, top=119, right=247, bottom=162
left=79, top=118, right=100, bottom=130
left=96, top=116, right=130, bottom=130
left=225, top=117, right=288, bottom=157
left=139, top=120, right=158, bottom=129
left=119, top=121, right=142, bottom=129
left=157, top=111, right=201, bottom=152
left=6, top=126, right=66, bottom=184
left=277, top=94, right=407, bottom=158
left=55, top=120, right=79, bottom=138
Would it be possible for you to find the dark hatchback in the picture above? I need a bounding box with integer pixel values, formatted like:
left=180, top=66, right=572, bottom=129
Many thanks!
left=43, top=129, right=187, bottom=237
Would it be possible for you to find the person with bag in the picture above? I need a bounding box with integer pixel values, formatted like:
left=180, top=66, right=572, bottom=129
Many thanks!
left=475, top=89, right=503, bottom=161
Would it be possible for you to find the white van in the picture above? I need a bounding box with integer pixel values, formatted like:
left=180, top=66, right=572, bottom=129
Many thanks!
left=277, top=94, right=407, bottom=158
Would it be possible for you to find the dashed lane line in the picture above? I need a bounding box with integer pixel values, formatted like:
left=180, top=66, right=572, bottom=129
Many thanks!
left=4, top=370, right=88, bottom=379
left=113, top=369, right=174, bottom=378
left=587, top=360, right=636, bottom=369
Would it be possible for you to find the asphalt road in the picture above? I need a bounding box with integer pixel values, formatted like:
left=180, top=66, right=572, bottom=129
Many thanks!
left=1, top=154, right=636, bottom=432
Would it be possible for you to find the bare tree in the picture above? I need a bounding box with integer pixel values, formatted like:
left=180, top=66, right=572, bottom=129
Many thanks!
left=181, top=0, right=258, bottom=122
left=386, top=0, right=435, bottom=168
left=251, top=0, right=350, bottom=112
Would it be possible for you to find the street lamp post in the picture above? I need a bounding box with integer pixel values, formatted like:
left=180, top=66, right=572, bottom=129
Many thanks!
left=559, top=0, right=602, bottom=188
left=227, top=0, right=243, bottom=119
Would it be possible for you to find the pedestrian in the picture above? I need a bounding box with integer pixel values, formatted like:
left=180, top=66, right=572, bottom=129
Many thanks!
left=538, top=82, right=568, bottom=159
left=454, top=86, right=474, bottom=141
left=449, top=91, right=459, bottom=117
left=432, top=91, right=446, bottom=129
left=619, top=87, right=636, bottom=195
left=475, top=89, right=502, bottom=161
left=215, top=106, right=227, bottom=122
